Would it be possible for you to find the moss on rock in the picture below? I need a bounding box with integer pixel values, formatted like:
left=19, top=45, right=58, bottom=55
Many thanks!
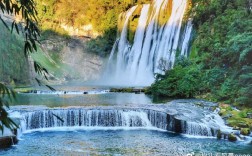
left=228, top=133, right=237, bottom=142
left=240, top=128, right=251, bottom=136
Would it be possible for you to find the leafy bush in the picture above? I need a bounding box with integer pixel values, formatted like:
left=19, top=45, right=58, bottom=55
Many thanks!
left=149, top=61, right=203, bottom=98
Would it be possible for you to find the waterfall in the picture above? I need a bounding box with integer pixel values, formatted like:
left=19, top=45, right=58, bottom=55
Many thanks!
left=11, top=106, right=229, bottom=137
left=21, top=109, right=162, bottom=132
left=104, top=0, right=192, bottom=86
left=180, top=20, right=193, bottom=56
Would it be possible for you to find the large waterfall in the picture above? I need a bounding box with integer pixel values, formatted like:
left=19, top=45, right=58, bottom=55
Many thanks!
left=104, top=0, right=192, bottom=86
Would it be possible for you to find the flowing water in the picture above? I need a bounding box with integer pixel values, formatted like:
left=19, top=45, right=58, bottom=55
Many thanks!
left=1, top=0, right=251, bottom=154
left=104, top=0, right=193, bottom=86
left=1, top=130, right=252, bottom=155
left=1, top=87, right=252, bottom=155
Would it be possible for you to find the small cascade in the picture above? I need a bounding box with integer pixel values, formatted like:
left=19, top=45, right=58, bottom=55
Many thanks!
left=182, top=122, right=214, bottom=136
left=9, top=105, right=231, bottom=138
left=104, top=0, right=192, bottom=86
left=21, top=109, right=156, bottom=132
left=25, top=89, right=109, bottom=95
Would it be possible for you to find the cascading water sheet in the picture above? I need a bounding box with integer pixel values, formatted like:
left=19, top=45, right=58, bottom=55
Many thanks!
left=104, top=0, right=192, bottom=86
left=10, top=100, right=235, bottom=137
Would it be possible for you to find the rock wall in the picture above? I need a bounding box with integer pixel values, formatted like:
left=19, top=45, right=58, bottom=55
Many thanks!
left=41, top=36, right=104, bottom=82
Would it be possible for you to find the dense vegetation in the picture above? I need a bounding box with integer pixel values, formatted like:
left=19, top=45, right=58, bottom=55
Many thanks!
left=35, top=0, right=151, bottom=56
left=148, top=0, right=252, bottom=107
left=0, top=22, right=30, bottom=85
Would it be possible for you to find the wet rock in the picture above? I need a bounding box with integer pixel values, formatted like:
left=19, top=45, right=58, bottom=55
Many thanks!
left=228, top=133, right=237, bottom=142
left=0, top=136, right=18, bottom=149
left=238, top=123, right=249, bottom=128
left=31, top=90, right=37, bottom=93
left=232, top=126, right=241, bottom=130
left=223, top=134, right=228, bottom=140
left=217, top=130, right=222, bottom=139
left=195, top=102, right=204, bottom=107
left=240, top=128, right=251, bottom=136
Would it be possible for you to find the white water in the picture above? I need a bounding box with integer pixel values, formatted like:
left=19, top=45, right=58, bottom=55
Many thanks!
left=26, top=90, right=110, bottom=95
left=20, top=109, right=157, bottom=133
left=183, top=111, right=234, bottom=137
left=181, top=20, right=193, bottom=56
left=9, top=105, right=237, bottom=138
left=104, top=0, right=192, bottom=86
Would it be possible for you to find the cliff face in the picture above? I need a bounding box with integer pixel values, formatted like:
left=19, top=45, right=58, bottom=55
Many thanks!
left=41, top=36, right=104, bottom=83
left=0, top=21, right=104, bottom=85
left=60, top=24, right=100, bottom=38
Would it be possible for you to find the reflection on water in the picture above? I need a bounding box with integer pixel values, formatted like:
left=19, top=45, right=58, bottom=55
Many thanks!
left=1, top=130, right=251, bottom=155
left=10, top=93, right=153, bottom=107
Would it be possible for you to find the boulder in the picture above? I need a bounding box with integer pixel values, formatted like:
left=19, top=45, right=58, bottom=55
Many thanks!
left=0, top=136, right=18, bottom=149
left=240, top=128, right=251, bottom=136
left=232, top=126, right=240, bottom=130
left=228, top=133, right=237, bottom=142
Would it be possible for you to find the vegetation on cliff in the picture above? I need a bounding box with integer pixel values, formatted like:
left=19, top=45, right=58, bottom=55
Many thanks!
left=0, top=23, right=30, bottom=85
left=35, top=0, right=151, bottom=56
left=148, top=0, right=252, bottom=107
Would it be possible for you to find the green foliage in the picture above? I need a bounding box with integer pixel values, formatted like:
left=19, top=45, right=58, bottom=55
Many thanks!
left=149, top=59, right=203, bottom=98
left=150, top=0, right=252, bottom=107
left=0, top=0, right=55, bottom=133
left=0, top=0, right=42, bottom=133
left=237, top=66, right=252, bottom=105
left=238, top=111, right=247, bottom=118
left=175, top=56, right=192, bottom=67
left=0, top=83, right=18, bottom=133
left=35, top=0, right=151, bottom=33
left=0, top=23, right=30, bottom=85
left=35, top=0, right=152, bottom=56
left=190, top=0, right=252, bottom=106
left=86, top=28, right=117, bottom=56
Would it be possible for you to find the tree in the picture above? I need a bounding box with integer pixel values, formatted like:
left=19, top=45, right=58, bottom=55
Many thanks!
left=0, top=0, right=48, bottom=133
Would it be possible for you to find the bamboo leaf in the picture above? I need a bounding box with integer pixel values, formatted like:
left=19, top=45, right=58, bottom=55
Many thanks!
left=0, top=16, right=10, bottom=31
